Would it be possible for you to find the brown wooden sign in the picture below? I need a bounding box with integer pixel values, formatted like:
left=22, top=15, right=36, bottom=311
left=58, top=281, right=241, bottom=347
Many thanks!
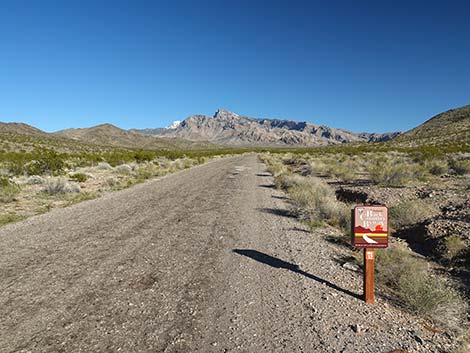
left=353, top=205, right=389, bottom=248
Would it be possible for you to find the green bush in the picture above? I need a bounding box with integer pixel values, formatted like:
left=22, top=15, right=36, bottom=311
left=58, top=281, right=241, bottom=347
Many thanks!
left=0, top=177, right=20, bottom=203
left=0, top=213, right=24, bottom=226
left=25, top=150, right=66, bottom=176
left=70, top=173, right=88, bottom=183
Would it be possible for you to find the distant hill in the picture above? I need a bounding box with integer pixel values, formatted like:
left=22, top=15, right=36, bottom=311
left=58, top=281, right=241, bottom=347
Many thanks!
left=135, top=109, right=400, bottom=147
left=54, top=123, right=213, bottom=150
left=394, top=105, right=470, bottom=147
left=0, top=122, right=50, bottom=137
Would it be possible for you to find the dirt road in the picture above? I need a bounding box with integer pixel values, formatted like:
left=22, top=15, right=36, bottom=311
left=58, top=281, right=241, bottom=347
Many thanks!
left=0, top=155, right=450, bottom=352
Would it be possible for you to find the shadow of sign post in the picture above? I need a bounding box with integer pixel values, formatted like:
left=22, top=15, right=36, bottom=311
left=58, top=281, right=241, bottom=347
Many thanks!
left=233, top=249, right=361, bottom=300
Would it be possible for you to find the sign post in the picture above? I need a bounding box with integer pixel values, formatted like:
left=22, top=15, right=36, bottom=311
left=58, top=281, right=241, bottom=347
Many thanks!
left=352, top=205, right=389, bottom=304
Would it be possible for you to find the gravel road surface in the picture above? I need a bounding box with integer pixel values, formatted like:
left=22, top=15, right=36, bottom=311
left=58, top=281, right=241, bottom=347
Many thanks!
left=0, top=154, right=453, bottom=352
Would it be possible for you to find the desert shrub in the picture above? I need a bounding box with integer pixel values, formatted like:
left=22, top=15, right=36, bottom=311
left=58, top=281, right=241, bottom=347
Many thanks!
left=43, top=178, right=80, bottom=195
left=306, top=159, right=328, bottom=176
left=375, top=242, right=426, bottom=287
left=0, top=213, right=24, bottom=226
left=134, top=150, right=155, bottom=163
left=136, top=164, right=159, bottom=180
left=442, top=235, right=465, bottom=261
left=449, top=158, right=470, bottom=175
left=26, top=175, right=45, bottom=185
left=70, top=173, right=88, bottom=183
left=175, top=158, right=195, bottom=169
left=25, top=150, right=66, bottom=176
left=375, top=242, right=465, bottom=331
left=105, top=177, right=119, bottom=188
left=426, top=159, right=449, bottom=176
left=155, top=158, right=171, bottom=169
left=390, top=199, right=439, bottom=229
left=288, top=176, right=351, bottom=234
left=326, top=162, right=356, bottom=182
left=115, top=164, right=133, bottom=175
left=274, top=173, right=303, bottom=190
left=97, top=162, right=113, bottom=170
left=0, top=177, right=20, bottom=203
left=267, top=161, right=288, bottom=177
left=398, top=270, right=463, bottom=316
left=369, top=163, right=412, bottom=186
left=170, top=159, right=185, bottom=171
left=367, top=154, right=430, bottom=186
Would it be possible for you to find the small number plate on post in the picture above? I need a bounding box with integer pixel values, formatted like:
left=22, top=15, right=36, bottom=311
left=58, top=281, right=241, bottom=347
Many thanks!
left=353, top=205, right=388, bottom=248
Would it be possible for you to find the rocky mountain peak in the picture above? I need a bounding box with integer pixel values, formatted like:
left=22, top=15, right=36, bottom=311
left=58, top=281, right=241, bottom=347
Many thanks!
left=214, top=109, right=240, bottom=120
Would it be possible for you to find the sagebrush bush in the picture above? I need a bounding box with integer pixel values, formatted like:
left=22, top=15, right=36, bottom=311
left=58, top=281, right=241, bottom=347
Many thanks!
left=97, top=162, right=113, bottom=170
left=115, top=164, right=133, bottom=175
left=390, top=199, right=439, bottom=229
left=26, top=175, right=45, bottom=185
left=44, top=178, right=80, bottom=195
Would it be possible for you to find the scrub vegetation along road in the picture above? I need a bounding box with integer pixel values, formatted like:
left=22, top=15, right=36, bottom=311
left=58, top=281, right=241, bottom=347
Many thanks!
left=0, top=155, right=457, bottom=352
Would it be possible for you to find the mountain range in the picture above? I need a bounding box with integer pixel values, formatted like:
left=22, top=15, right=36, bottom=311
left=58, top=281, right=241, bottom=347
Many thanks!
left=1, top=105, right=468, bottom=150
left=135, top=109, right=401, bottom=147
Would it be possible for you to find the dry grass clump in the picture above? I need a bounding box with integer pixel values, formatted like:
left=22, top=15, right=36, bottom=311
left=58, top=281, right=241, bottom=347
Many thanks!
left=0, top=177, right=20, bottom=203
left=374, top=242, right=466, bottom=331
left=390, top=199, right=439, bottom=229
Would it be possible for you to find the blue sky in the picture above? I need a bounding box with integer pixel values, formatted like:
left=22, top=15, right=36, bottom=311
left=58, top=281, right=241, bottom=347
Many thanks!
left=0, top=0, right=469, bottom=133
